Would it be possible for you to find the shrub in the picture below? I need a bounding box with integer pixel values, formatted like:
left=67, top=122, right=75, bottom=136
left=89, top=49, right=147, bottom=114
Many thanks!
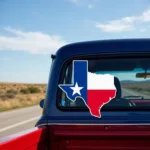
left=7, top=89, right=18, bottom=94
left=136, top=88, right=143, bottom=91
left=145, top=88, right=150, bottom=92
left=130, top=87, right=142, bottom=91
left=20, top=87, right=41, bottom=94
left=0, top=93, right=16, bottom=100
left=20, top=88, right=30, bottom=94
left=130, top=87, right=137, bottom=90
left=28, top=87, right=41, bottom=93
left=0, top=91, right=3, bottom=95
left=6, top=93, right=16, bottom=98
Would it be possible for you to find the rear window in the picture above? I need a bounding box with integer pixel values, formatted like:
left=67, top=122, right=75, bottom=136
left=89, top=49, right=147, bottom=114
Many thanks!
left=58, top=57, right=150, bottom=110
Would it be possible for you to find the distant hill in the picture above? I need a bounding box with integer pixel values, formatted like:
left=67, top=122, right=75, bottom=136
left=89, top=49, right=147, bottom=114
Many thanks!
left=121, top=80, right=150, bottom=83
left=121, top=80, right=135, bottom=83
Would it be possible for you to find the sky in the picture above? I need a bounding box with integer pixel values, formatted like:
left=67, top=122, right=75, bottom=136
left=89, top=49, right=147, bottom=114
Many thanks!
left=1, top=0, right=150, bottom=83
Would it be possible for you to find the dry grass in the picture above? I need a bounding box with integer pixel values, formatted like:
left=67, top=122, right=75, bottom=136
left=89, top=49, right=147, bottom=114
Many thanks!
left=0, top=82, right=46, bottom=112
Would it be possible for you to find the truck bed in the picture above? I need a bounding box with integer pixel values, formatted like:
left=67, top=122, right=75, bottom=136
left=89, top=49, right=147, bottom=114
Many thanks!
left=1, top=125, right=150, bottom=150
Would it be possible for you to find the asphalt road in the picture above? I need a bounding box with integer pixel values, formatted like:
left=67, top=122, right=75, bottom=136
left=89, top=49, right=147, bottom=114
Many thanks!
left=0, top=105, right=42, bottom=138
left=1, top=88, right=150, bottom=138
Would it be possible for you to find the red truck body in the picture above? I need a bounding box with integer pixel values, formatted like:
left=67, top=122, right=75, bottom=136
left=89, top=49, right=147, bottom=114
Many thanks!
left=1, top=125, right=150, bottom=150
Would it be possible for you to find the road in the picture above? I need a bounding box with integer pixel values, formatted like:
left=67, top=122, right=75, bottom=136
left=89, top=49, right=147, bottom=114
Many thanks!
left=1, top=88, right=150, bottom=138
left=0, top=105, right=42, bottom=138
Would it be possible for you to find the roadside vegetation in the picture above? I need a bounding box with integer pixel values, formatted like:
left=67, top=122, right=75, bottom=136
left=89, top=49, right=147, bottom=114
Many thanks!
left=0, top=83, right=46, bottom=112
left=121, top=81, right=150, bottom=95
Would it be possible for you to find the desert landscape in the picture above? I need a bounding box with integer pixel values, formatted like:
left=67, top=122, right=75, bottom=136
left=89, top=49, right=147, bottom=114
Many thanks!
left=0, top=82, right=46, bottom=112
left=121, top=80, right=150, bottom=95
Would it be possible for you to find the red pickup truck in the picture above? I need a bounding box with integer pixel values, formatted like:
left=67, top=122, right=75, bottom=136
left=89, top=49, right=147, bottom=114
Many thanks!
left=1, top=39, right=150, bottom=150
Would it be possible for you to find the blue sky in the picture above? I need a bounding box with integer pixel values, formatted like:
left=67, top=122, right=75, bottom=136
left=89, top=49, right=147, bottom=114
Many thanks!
left=1, top=0, right=150, bottom=83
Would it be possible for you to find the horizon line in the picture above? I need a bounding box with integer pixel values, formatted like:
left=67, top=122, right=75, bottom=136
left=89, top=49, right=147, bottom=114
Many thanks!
left=0, top=82, right=47, bottom=85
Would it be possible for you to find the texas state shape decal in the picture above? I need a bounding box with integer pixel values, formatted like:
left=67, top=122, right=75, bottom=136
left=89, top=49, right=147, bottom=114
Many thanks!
left=58, top=60, right=117, bottom=118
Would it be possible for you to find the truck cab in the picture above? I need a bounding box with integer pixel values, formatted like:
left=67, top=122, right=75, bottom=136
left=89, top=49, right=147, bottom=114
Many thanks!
left=1, top=39, right=150, bottom=150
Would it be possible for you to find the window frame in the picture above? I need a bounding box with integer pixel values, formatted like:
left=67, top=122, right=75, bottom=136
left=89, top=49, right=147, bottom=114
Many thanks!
left=56, top=53, right=150, bottom=111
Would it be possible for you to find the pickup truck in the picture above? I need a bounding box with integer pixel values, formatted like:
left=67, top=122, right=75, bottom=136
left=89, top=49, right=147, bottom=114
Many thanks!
left=1, top=39, right=150, bottom=150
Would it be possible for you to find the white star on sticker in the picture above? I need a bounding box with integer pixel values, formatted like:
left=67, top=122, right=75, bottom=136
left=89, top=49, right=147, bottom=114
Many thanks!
left=70, top=82, right=83, bottom=96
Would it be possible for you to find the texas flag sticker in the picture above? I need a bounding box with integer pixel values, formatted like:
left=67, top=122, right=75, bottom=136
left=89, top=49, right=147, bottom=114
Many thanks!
left=59, top=60, right=117, bottom=118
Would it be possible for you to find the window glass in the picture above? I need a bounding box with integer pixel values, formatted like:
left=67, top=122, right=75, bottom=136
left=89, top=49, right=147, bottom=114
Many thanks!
left=58, top=58, right=150, bottom=109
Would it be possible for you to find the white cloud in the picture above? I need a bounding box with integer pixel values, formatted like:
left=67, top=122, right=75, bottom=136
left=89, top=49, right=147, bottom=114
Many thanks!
left=141, top=9, right=150, bottom=22
left=0, top=27, right=67, bottom=54
left=121, top=16, right=137, bottom=23
left=96, top=9, right=150, bottom=32
left=88, top=4, right=94, bottom=9
left=96, top=20, right=133, bottom=32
